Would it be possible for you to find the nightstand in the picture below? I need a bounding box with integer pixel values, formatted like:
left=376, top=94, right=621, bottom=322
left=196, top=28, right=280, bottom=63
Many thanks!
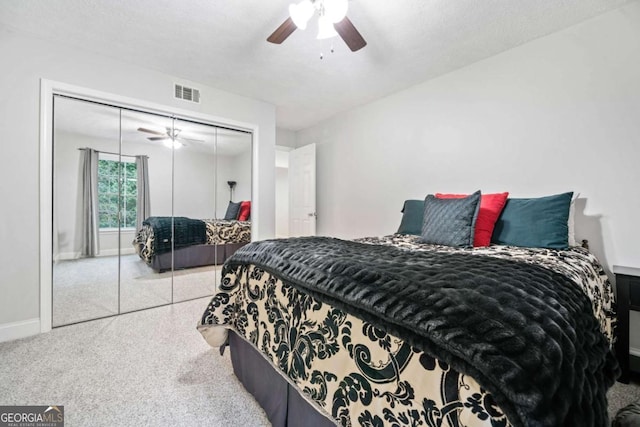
left=614, top=265, right=640, bottom=384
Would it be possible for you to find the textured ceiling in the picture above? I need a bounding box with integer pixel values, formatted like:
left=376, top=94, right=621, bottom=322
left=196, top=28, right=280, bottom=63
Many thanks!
left=0, top=0, right=633, bottom=130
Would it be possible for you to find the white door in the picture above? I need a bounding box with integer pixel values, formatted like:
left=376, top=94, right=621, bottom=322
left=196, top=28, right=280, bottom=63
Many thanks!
left=289, top=143, right=316, bottom=237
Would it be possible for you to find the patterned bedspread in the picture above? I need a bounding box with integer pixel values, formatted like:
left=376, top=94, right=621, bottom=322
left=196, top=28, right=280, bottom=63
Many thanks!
left=133, top=219, right=251, bottom=264
left=198, top=235, right=616, bottom=427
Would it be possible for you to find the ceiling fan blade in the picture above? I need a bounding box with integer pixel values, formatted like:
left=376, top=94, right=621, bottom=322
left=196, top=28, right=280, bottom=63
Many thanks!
left=148, top=136, right=168, bottom=141
left=180, top=137, right=205, bottom=143
left=267, top=17, right=297, bottom=44
left=334, top=16, right=367, bottom=52
left=138, top=127, right=166, bottom=136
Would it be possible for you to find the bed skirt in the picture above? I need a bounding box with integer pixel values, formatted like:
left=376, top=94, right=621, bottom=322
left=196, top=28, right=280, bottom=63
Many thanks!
left=228, top=331, right=336, bottom=427
left=150, top=242, right=247, bottom=272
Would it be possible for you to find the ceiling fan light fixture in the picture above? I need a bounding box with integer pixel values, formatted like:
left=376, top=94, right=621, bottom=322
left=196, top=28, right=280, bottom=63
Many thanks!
left=267, top=0, right=366, bottom=51
left=289, top=0, right=314, bottom=30
left=317, top=15, right=338, bottom=39
left=163, top=139, right=183, bottom=150
left=323, top=0, right=348, bottom=24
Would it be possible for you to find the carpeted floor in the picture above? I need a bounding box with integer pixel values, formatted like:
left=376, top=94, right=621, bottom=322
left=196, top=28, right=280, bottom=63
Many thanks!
left=53, top=255, right=220, bottom=326
left=1, top=295, right=639, bottom=425
left=608, top=375, right=640, bottom=418
left=0, top=297, right=269, bottom=426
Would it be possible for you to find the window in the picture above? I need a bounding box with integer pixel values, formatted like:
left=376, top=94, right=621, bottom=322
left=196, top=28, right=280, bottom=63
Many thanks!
left=97, top=156, right=137, bottom=229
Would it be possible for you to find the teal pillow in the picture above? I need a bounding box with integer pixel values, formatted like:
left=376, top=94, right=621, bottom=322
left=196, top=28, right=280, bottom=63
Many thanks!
left=491, top=192, right=573, bottom=249
left=421, top=191, right=481, bottom=247
left=397, top=200, right=424, bottom=235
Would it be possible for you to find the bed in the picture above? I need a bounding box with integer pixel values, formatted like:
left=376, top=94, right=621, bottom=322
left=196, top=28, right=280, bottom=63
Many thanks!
left=133, top=216, right=251, bottom=272
left=197, top=192, right=620, bottom=426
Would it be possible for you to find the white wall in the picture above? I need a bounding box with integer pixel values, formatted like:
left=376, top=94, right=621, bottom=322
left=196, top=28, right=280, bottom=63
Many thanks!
left=173, top=148, right=217, bottom=219
left=275, top=147, right=291, bottom=238
left=275, top=166, right=290, bottom=238
left=215, top=148, right=252, bottom=219
left=231, top=147, right=253, bottom=205
left=276, top=128, right=297, bottom=149
left=274, top=130, right=294, bottom=235
left=215, top=158, right=234, bottom=219
left=296, top=3, right=640, bottom=279
left=0, top=29, right=275, bottom=330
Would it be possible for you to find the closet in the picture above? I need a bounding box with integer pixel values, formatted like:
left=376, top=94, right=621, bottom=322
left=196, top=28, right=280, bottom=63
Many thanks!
left=51, top=95, right=252, bottom=327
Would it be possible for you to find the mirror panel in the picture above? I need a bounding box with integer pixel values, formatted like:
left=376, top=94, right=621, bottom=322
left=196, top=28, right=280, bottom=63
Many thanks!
left=119, top=109, right=174, bottom=313
left=214, top=128, right=253, bottom=280
left=52, top=96, right=121, bottom=326
left=172, top=118, right=219, bottom=302
left=217, top=128, right=253, bottom=218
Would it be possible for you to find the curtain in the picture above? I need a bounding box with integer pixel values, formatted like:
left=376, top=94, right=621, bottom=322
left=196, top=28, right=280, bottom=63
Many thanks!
left=136, top=155, right=151, bottom=230
left=81, top=148, right=99, bottom=257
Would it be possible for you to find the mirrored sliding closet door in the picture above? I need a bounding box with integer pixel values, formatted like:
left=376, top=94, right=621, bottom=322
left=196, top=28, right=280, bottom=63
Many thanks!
left=171, top=118, right=219, bottom=302
left=52, top=97, right=122, bottom=326
left=211, top=126, right=253, bottom=301
left=118, top=110, right=174, bottom=314
left=52, top=95, right=253, bottom=327
left=170, top=120, right=253, bottom=303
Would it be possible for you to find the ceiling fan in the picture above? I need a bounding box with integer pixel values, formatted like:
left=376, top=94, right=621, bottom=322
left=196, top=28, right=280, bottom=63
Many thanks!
left=137, top=127, right=203, bottom=149
left=267, top=0, right=366, bottom=52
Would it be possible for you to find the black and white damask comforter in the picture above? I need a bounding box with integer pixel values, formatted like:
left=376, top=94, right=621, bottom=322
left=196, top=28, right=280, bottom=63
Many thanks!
left=133, top=218, right=251, bottom=264
left=198, top=235, right=618, bottom=427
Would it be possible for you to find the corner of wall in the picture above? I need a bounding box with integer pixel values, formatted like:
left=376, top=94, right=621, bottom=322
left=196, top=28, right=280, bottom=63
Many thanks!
left=276, top=127, right=297, bottom=149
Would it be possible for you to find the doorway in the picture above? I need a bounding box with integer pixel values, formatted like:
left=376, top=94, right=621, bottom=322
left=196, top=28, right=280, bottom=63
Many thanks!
left=275, top=147, right=290, bottom=238
left=275, top=143, right=317, bottom=239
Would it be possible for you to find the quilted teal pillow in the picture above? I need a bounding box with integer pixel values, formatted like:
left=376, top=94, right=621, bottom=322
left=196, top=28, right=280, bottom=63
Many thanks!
left=491, top=192, right=573, bottom=249
left=421, top=191, right=481, bottom=247
left=397, top=200, right=425, bottom=235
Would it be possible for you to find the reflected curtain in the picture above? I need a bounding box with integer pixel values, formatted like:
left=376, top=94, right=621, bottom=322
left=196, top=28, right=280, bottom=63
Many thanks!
left=136, top=155, right=151, bottom=230
left=81, top=148, right=99, bottom=257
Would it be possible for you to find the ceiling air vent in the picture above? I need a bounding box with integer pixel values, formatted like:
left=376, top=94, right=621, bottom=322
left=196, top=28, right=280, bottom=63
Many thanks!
left=174, top=84, right=200, bottom=103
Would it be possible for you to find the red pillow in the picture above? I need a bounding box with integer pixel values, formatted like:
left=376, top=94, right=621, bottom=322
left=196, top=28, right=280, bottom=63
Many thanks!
left=237, top=201, right=251, bottom=221
left=435, top=192, right=509, bottom=247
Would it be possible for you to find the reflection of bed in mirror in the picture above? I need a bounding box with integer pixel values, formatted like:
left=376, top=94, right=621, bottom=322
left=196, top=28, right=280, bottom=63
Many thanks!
left=133, top=216, right=251, bottom=272
left=51, top=95, right=255, bottom=326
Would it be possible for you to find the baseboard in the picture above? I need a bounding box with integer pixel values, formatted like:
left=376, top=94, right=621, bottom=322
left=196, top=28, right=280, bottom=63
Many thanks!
left=56, top=248, right=137, bottom=260
left=630, top=347, right=640, bottom=358
left=0, top=318, right=41, bottom=343
left=99, top=248, right=136, bottom=257
left=56, top=251, right=81, bottom=261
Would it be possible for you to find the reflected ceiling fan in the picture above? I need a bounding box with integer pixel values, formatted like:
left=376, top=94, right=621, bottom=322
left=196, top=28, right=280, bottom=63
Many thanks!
left=137, top=127, right=204, bottom=149
left=267, top=0, right=366, bottom=52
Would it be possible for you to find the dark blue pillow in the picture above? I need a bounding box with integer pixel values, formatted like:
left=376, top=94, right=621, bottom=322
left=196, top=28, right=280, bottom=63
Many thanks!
left=397, top=200, right=425, bottom=235
left=421, top=191, right=481, bottom=247
left=491, top=192, right=573, bottom=249
left=224, top=201, right=242, bottom=220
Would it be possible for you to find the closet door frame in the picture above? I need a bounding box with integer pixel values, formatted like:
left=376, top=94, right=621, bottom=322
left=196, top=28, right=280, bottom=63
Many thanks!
left=39, top=79, right=257, bottom=333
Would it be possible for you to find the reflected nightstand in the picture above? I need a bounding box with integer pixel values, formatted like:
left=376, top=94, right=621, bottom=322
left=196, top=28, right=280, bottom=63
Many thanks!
left=614, top=265, right=640, bottom=384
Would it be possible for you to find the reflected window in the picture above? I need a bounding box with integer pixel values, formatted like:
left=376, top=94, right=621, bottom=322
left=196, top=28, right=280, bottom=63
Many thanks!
left=97, top=154, right=137, bottom=229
